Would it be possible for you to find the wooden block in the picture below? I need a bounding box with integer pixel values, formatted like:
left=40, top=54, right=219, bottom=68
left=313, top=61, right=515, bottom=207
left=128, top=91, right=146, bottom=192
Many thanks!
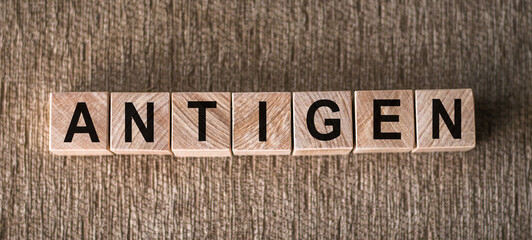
left=49, top=92, right=111, bottom=155
left=110, top=92, right=171, bottom=154
left=232, top=92, right=291, bottom=155
left=413, top=89, right=476, bottom=152
left=354, top=90, right=415, bottom=153
left=292, top=91, right=353, bottom=155
left=171, top=92, right=231, bottom=157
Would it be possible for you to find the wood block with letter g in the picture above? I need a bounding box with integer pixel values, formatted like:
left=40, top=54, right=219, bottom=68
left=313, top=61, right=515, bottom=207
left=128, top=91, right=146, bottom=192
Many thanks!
left=49, top=92, right=111, bottom=155
left=172, top=92, right=231, bottom=157
left=354, top=90, right=415, bottom=153
left=110, top=92, right=171, bottom=154
left=292, top=91, right=353, bottom=155
left=413, top=89, right=476, bottom=152
left=232, top=92, right=292, bottom=155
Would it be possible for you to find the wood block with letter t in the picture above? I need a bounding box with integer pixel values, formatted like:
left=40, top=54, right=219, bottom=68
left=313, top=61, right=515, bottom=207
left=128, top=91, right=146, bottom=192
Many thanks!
left=110, top=92, right=171, bottom=154
left=232, top=92, right=291, bottom=155
left=292, top=91, right=353, bottom=155
left=413, top=89, right=476, bottom=152
left=49, top=92, right=111, bottom=155
left=354, top=90, right=415, bottom=153
left=172, top=92, right=231, bottom=157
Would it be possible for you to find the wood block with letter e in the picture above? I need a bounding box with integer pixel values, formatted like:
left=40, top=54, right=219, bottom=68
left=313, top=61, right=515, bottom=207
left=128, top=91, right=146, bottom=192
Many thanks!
left=413, top=89, right=476, bottom=152
left=354, top=90, right=415, bottom=153
left=110, top=92, right=171, bottom=154
left=232, top=92, right=291, bottom=155
left=49, top=92, right=111, bottom=155
left=172, top=92, right=231, bottom=157
left=292, top=91, right=353, bottom=155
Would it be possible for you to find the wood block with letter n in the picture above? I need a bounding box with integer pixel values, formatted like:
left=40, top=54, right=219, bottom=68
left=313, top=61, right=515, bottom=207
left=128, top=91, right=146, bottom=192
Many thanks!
left=172, top=92, right=231, bottom=157
left=49, top=92, right=111, bottom=155
left=292, top=91, right=353, bottom=155
left=413, top=89, right=476, bottom=152
left=232, top=92, right=291, bottom=155
left=110, top=92, right=171, bottom=154
left=354, top=90, right=415, bottom=153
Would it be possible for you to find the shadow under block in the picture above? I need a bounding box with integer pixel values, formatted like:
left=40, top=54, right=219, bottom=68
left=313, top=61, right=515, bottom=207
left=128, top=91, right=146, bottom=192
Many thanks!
left=354, top=90, right=415, bottom=153
left=413, top=89, right=476, bottom=152
left=232, top=92, right=292, bottom=155
left=49, top=92, right=111, bottom=155
left=292, top=91, right=353, bottom=155
left=110, top=92, right=171, bottom=154
left=172, top=92, right=231, bottom=157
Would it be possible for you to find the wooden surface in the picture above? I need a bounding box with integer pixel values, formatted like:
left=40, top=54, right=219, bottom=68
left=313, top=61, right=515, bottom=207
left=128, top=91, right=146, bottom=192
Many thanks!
left=172, top=92, right=232, bottom=157
left=110, top=92, right=171, bottom=154
left=49, top=92, right=111, bottom=155
left=0, top=0, right=530, bottom=239
left=354, top=90, right=415, bottom=153
left=232, top=92, right=292, bottom=155
left=414, top=89, right=476, bottom=152
left=293, top=91, right=354, bottom=155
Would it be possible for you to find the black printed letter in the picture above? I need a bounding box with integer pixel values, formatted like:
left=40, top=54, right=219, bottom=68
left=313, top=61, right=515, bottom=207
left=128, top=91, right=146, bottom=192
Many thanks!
left=259, top=101, right=267, bottom=141
left=64, top=102, right=100, bottom=142
left=306, top=99, right=341, bottom=141
left=188, top=101, right=217, bottom=141
left=373, top=99, right=401, bottom=139
left=125, top=102, right=154, bottom=142
left=432, top=99, right=461, bottom=139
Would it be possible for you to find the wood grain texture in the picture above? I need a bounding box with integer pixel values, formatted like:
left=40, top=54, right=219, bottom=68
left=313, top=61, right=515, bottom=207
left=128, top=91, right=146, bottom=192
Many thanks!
left=354, top=90, right=415, bottom=153
left=110, top=92, right=171, bottom=154
left=1, top=0, right=531, bottom=239
left=49, top=92, right=111, bottom=155
left=413, top=89, right=476, bottom=152
left=293, top=91, right=353, bottom=155
left=172, top=92, right=231, bottom=157
left=232, top=92, right=291, bottom=155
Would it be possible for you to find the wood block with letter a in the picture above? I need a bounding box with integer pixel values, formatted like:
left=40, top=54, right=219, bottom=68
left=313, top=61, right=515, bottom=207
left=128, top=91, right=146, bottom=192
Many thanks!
left=232, top=92, right=291, bottom=155
left=49, top=92, right=111, bottom=155
left=413, top=89, right=476, bottom=152
left=292, top=91, right=353, bottom=155
left=172, top=92, right=231, bottom=157
left=354, top=90, right=415, bottom=153
left=110, top=92, right=171, bottom=154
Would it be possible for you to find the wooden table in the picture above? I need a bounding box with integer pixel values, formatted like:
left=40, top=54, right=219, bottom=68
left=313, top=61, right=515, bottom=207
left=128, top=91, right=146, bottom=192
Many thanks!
left=0, top=0, right=530, bottom=238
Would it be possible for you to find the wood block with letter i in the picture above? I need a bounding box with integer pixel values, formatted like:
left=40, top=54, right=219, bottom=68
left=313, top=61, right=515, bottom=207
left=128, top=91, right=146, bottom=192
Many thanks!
left=354, top=90, right=415, bottom=153
left=292, top=91, right=353, bottom=155
left=49, top=92, right=111, bottom=155
left=232, top=92, right=292, bottom=155
left=110, top=92, right=171, bottom=154
left=413, top=89, right=476, bottom=152
left=172, top=92, right=231, bottom=157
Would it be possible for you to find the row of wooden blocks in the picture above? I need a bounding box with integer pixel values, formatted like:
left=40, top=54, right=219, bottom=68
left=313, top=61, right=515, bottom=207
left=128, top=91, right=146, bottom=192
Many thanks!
left=49, top=89, right=475, bottom=156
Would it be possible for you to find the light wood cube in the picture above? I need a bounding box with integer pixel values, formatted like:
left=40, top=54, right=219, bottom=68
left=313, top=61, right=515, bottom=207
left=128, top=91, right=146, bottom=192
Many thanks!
left=110, top=92, right=171, bottom=154
left=171, top=92, right=231, bottom=157
left=292, top=91, right=353, bottom=155
left=354, top=90, right=415, bottom=153
left=49, top=92, right=111, bottom=155
left=413, top=89, right=476, bottom=152
left=232, top=92, right=292, bottom=155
